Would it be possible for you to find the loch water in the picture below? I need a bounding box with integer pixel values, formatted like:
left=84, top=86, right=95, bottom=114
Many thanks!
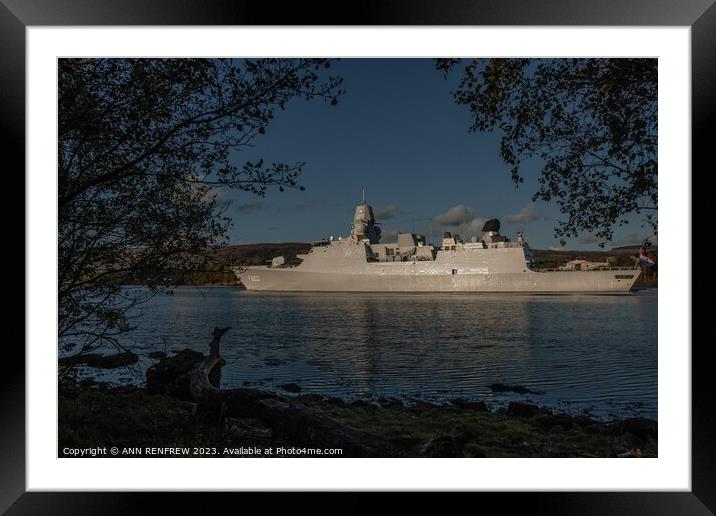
left=100, top=287, right=657, bottom=420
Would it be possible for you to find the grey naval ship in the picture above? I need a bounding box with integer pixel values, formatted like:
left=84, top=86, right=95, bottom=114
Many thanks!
left=236, top=199, right=640, bottom=292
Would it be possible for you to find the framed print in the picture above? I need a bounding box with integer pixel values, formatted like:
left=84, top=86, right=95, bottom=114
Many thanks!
left=3, top=0, right=711, bottom=513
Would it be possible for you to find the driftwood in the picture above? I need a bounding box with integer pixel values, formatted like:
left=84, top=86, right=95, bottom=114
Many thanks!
left=185, top=327, right=468, bottom=457
left=188, top=326, right=229, bottom=401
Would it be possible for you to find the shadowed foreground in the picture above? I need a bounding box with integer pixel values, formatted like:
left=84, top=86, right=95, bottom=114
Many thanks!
left=59, top=382, right=657, bottom=458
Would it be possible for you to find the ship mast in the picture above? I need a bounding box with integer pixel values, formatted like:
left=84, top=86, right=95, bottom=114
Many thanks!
left=352, top=191, right=380, bottom=244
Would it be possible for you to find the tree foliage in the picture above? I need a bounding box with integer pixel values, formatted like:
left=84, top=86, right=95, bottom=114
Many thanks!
left=436, top=58, right=657, bottom=245
left=59, top=58, right=343, bottom=354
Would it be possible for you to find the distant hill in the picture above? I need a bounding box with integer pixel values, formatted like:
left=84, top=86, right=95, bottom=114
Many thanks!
left=611, top=245, right=641, bottom=251
left=611, top=244, right=657, bottom=252
left=531, top=248, right=636, bottom=269
left=209, top=243, right=312, bottom=266
left=161, top=243, right=312, bottom=285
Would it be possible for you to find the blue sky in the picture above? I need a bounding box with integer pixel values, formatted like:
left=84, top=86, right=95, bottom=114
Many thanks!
left=217, top=59, right=653, bottom=251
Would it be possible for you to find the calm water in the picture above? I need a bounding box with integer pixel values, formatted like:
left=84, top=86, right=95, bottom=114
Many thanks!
left=104, top=287, right=657, bottom=420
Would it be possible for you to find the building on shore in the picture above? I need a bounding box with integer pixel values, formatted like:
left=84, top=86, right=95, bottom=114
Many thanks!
left=558, top=258, right=612, bottom=271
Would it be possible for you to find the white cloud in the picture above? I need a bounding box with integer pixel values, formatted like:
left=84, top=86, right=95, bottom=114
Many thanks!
left=431, top=205, right=487, bottom=242
left=451, top=218, right=488, bottom=241
left=374, top=204, right=401, bottom=220
left=505, top=202, right=552, bottom=224
left=435, top=205, right=475, bottom=226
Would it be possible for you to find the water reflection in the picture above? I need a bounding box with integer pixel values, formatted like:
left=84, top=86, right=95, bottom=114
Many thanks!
left=117, top=288, right=657, bottom=420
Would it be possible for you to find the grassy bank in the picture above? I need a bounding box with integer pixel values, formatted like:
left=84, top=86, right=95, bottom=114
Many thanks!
left=59, top=382, right=657, bottom=458
left=298, top=397, right=657, bottom=458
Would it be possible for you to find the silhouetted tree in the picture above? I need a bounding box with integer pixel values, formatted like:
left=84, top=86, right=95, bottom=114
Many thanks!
left=59, top=58, right=343, bottom=355
left=436, top=58, right=657, bottom=246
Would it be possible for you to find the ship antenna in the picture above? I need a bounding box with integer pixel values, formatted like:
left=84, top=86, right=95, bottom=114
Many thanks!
left=362, top=188, right=365, bottom=203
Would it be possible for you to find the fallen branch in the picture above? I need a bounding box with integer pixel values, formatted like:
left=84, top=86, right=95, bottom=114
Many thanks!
left=188, top=326, right=229, bottom=401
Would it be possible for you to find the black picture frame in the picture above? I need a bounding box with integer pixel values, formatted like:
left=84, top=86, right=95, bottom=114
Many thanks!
left=2, top=0, right=709, bottom=513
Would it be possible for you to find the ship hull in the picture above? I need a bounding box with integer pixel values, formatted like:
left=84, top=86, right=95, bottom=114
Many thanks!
left=239, top=267, right=640, bottom=293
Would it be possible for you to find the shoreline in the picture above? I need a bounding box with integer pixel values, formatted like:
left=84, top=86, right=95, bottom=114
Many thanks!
left=59, top=380, right=657, bottom=458
left=62, top=353, right=657, bottom=423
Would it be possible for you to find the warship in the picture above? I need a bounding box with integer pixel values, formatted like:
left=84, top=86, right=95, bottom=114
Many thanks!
left=236, top=199, right=641, bottom=292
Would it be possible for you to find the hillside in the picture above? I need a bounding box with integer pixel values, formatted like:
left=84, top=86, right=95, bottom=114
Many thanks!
left=531, top=248, right=636, bottom=269
left=209, top=243, right=312, bottom=266
left=171, top=243, right=312, bottom=285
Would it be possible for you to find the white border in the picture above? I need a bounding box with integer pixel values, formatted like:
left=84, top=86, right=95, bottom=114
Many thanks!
left=27, top=27, right=691, bottom=491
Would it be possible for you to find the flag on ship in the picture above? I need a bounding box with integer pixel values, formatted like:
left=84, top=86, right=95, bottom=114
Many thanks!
left=638, top=242, right=657, bottom=270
